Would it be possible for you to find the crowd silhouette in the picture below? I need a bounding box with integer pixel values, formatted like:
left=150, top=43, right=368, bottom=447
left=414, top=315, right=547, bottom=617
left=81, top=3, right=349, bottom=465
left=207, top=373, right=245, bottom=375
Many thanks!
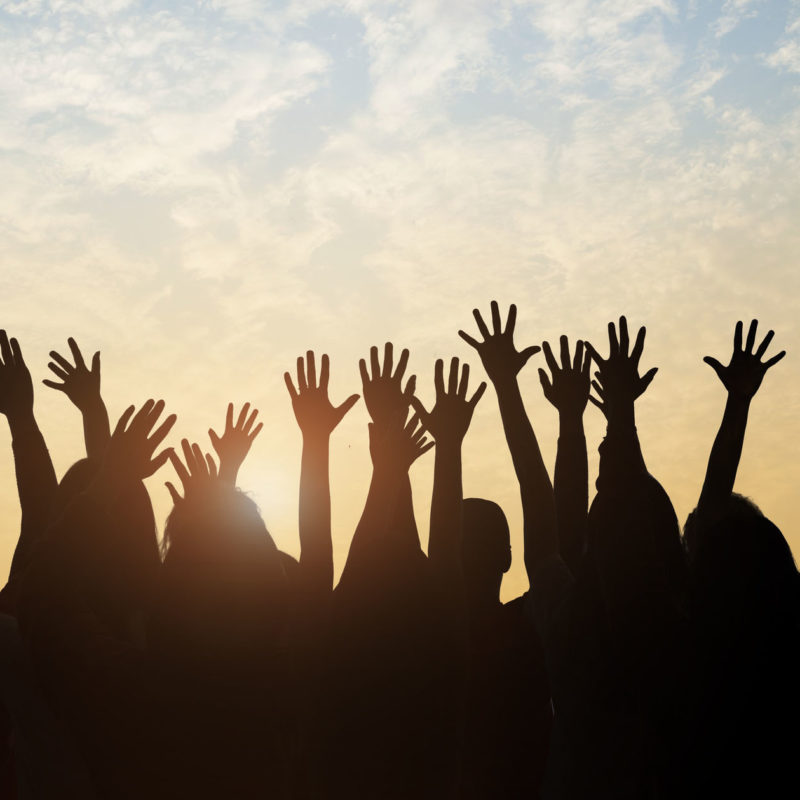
left=0, top=306, right=796, bottom=799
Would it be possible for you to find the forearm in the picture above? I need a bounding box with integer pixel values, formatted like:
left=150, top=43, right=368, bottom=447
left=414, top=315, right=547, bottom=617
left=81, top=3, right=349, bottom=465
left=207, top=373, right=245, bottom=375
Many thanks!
left=493, top=377, right=557, bottom=578
left=80, top=396, right=111, bottom=461
left=427, top=442, right=463, bottom=581
left=8, top=410, right=59, bottom=578
left=697, top=394, right=749, bottom=517
left=598, top=401, right=648, bottom=490
left=554, top=412, right=588, bottom=574
left=297, top=434, right=334, bottom=593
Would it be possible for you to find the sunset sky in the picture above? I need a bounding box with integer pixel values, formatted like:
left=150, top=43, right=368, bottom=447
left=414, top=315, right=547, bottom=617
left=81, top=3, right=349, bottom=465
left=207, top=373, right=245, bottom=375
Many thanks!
left=1, top=0, right=798, bottom=600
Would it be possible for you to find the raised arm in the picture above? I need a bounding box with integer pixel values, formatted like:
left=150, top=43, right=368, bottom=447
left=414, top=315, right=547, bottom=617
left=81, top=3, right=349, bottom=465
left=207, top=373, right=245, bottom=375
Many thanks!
left=43, top=338, right=110, bottom=461
left=0, top=331, right=58, bottom=583
left=208, top=402, right=263, bottom=488
left=338, top=344, right=422, bottom=589
left=284, top=352, right=359, bottom=595
left=585, top=316, right=658, bottom=487
left=459, top=302, right=556, bottom=582
left=411, top=358, right=485, bottom=588
left=538, top=336, right=591, bottom=575
left=693, top=320, right=785, bottom=535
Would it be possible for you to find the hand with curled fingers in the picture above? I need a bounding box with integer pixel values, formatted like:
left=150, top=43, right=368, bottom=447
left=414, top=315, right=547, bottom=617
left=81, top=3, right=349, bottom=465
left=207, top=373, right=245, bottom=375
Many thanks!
left=703, top=319, right=785, bottom=402
left=43, top=338, right=101, bottom=412
left=285, top=351, right=359, bottom=439
left=410, top=357, right=486, bottom=449
left=99, top=400, right=176, bottom=490
left=458, top=301, right=540, bottom=386
left=0, top=330, right=34, bottom=422
left=585, top=317, right=658, bottom=420
left=165, top=439, right=219, bottom=505
left=538, top=336, right=591, bottom=417
left=368, top=413, right=434, bottom=474
left=358, top=343, right=415, bottom=428
left=208, top=402, right=263, bottom=486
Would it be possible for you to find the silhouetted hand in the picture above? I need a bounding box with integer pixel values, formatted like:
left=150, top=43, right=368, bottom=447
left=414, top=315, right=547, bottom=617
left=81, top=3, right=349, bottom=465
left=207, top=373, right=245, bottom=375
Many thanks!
left=101, top=400, right=176, bottom=487
left=42, top=338, right=101, bottom=412
left=703, top=320, right=785, bottom=402
left=0, top=330, right=33, bottom=421
left=585, top=317, right=657, bottom=419
left=411, top=358, right=486, bottom=448
left=538, top=337, right=591, bottom=416
left=208, top=402, right=263, bottom=485
left=458, top=301, right=540, bottom=385
left=368, top=413, right=433, bottom=473
left=358, top=343, right=415, bottom=428
left=166, top=439, right=218, bottom=504
left=285, top=351, right=360, bottom=438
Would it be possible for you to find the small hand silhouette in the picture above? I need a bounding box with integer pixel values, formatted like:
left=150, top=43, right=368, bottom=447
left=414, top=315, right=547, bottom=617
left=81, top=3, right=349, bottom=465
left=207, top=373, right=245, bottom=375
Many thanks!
left=703, top=320, right=785, bottom=401
left=104, top=400, right=176, bottom=483
left=458, top=301, right=540, bottom=384
left=410, top=357, right=486, bottom=447
left=368, top=413, right=434, bottom=473
left=166, top=439, right=219, bottom=504
left=585, top=317, right=657, bottom=418
left=285, top=351, right=360, bottom=438
left=358, top=343, right=415, bottom=428
left=42, top=338, right=101, bottom=411
left=0, top=330, right=33, bottom=420
left=208, top=402, right=263, bottom=485
left=538, top=336, right=591, bottom=416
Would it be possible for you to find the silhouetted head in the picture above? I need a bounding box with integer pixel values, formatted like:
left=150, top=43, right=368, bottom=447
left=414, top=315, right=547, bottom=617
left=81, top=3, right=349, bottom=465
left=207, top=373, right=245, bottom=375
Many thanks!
left=587, top=475, right=686, bottom=614
left=45, top=459, right=160, bottom=634
left=462, top=499, right=511, bottom=603
left=153, top=485, right=287, bottom=666
left=689, top=494, right=798, bottom=627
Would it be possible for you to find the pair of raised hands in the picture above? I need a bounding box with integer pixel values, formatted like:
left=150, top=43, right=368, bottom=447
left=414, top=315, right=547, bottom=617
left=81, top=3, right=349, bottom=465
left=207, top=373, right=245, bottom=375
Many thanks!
left=457, top=301, right=592, bottom=417
left=283, top=345, right=487, bottom=472
left=0, top=332, right=94, bottom=421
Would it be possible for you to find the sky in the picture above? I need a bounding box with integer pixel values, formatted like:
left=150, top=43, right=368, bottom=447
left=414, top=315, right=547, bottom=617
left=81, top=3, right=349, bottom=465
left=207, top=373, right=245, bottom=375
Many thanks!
left=0, top=0, right=798, bottom=601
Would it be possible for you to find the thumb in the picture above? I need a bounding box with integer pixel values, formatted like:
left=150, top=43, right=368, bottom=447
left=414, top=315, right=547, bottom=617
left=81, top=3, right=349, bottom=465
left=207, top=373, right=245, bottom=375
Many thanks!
left=703, top=356, right=725, bottom=382
left=336, top=393, right=360, bottom=420
left=520, top=345, right=541, bottom=366
left=91, top=351, right=101, bottom=375
left=640, top=367, right=658, bottom=393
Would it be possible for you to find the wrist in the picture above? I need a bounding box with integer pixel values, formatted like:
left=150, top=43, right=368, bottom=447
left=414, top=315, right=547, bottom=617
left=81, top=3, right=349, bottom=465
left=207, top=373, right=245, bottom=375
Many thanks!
left=7, top=407, right=38, bottom=436
left=558, top=412, right=584, bottom=438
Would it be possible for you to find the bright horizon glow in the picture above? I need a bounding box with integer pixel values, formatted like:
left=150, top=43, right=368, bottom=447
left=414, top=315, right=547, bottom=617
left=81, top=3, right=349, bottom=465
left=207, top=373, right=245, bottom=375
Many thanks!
left=1, top=0, right=798, bottom=601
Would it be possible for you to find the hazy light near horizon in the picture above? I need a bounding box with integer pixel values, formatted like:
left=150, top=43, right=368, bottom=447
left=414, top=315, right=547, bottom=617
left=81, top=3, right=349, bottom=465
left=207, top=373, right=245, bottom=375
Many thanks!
left=1, top=0, right=798, bottom=600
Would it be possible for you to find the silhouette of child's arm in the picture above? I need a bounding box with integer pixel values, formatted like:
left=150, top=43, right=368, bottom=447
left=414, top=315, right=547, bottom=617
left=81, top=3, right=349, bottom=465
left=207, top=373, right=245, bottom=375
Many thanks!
left=208, top=401, right=263, bottom=488
left=338, top=413, right=432, bottom=589
left=337, top=344, right=424, bottom=589
left=459, top=302, right=556, bottom=582
left=285, top=352, right=359, bottom=595
left=43, top=338, right=110, bottom=461
left=695, top=320, right=785, bottom=529
left=538, top=336, right=591, bottom=575
left=411, top=358, right=486, bottom=588
left=0, top=331, right=58, bottom=585
left=585, top=317, right=658, bottom=488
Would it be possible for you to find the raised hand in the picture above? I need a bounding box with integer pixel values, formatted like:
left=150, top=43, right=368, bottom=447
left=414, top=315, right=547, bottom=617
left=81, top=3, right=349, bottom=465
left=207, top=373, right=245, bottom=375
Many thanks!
left=42, top=338, right=101, bottom=411
left=0, top=330, right=34, bottom=421
left=368, top=414, right=434, bottom=474
left=208, top=402, right=263, bottom=486
left=703, top=320, right=785, bottom=402
left=585, top=317, right=658, bottom=419
left=285, top=351, right=360, bottom=438
left=411, top=358, right=486, bottom=448
left=101, top=400, right=176, bottom=486
left=538, top=336, right=591, bottom=417
left=166, top=439, right=218, bottom=505
left=358, top=343, right=415, bottom=428
left=458, top=301, right=540, bottom=385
